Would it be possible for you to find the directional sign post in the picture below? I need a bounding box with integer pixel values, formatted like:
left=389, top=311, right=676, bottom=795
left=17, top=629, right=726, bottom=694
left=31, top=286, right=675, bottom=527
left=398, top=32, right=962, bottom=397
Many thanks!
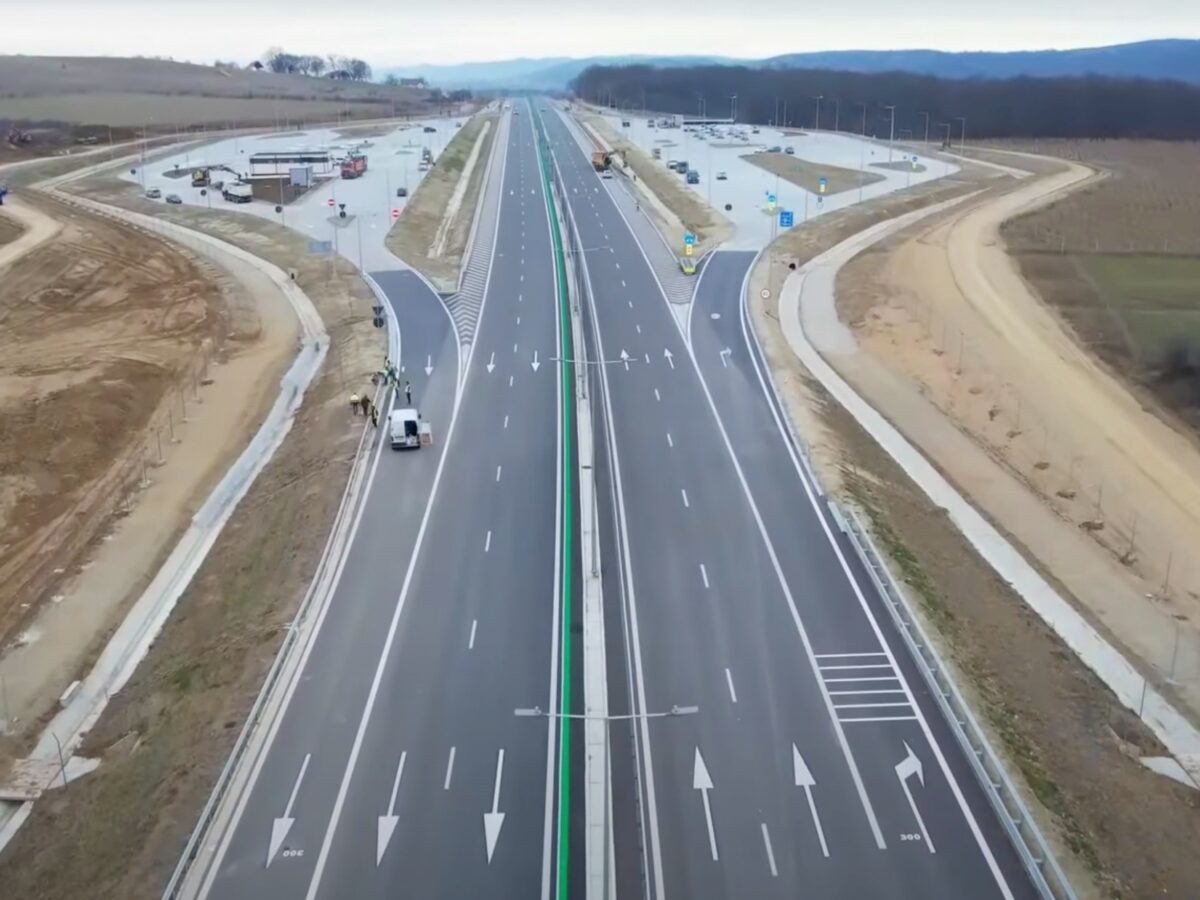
left=779, top=209, right=794, bottom=229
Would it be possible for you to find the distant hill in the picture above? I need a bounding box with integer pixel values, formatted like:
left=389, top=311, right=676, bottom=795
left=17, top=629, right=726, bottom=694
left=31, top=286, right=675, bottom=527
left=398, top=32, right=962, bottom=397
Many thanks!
left=383, top=40, right=1200, bottom=90
left=760, top=40, right=1200, bottom=83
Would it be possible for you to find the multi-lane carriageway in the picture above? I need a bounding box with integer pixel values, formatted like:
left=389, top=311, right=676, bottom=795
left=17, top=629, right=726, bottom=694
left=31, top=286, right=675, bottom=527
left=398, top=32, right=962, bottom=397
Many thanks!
left=187, top=97, right=1040, bottom=900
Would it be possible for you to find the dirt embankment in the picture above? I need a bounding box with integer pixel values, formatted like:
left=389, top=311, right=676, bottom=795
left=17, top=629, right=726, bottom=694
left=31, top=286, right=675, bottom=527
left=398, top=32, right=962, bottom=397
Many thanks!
left=386, top=110, right=498, bottom=291
left=0, top=212, right=23, bottom=245
left=745, top=158, right=1200, bottom=898
left=741, top=150, right=884, bottom=195
left=0, top=163, right=384, bottom=899
left=0, top=193, right=223, bottom=651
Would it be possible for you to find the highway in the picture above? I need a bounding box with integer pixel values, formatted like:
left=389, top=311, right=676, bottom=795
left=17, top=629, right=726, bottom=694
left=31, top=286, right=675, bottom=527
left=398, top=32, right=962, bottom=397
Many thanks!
left=199, top=100, right=572, bottom=899
left=535, top=100, right=1038, bottom=899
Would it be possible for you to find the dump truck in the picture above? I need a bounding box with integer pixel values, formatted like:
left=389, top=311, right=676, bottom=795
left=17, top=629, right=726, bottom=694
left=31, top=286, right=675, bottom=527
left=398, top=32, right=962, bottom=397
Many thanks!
left=222, top=182, right=253, bottom=203
left=340, top=154, right=368, bottom=179
left=591, top=150, right=612, bottom=172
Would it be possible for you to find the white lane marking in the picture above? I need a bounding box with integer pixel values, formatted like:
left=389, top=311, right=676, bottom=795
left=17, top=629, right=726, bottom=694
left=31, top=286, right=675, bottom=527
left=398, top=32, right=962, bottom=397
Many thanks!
left=644, top=353, right=650, bottom=365
left=815, top=652, right=887, bottom=659
left=700, top=564, right=709, bottom=589
left=828, top=689, right=905, bottom=695
left=681, top=488, right=689, bottom=508
left=514, top=343, right=519, bottom=353
left=761, top=823, right=778, bottom=877
left=732, top=259, right=1014, bottom=889
left=496, top=465, right=503, bottom=483
left=654, top=388, right=661, bottom=402
left=509, top=375, right=514, bottom=387
left=267, top=752, right=311, bottom=866
left=485, top=530, right=492, bottom=552
left=517, top=315, right=521, bottom=325
left=627, top=300, right=633, bottom=308
left=820, top=664, right=892, bottom=670
left=621, top=279, right=626, bottom=287
left=444, top=747, right=457, bottom=790
left=615, top=262, right=620, bottom=269
left=823, top=676, right=898, bottom=682
left=833, top=702, right=913, bottom=709
left=635, top=324, right=642, bottom=334
left=666, top=432, right=673, bottom=448
left=842, top=716, right=918, bottom=723
left=469, top=619, right=478, bottom=650
left=503, top=414, right=509, bottom=429
left=725, top=668, right=738, bottom=703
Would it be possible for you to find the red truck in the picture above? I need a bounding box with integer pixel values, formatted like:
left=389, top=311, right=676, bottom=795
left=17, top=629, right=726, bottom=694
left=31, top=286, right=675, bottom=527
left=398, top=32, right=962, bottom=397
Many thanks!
left=340, top=154, right=368, bottom=179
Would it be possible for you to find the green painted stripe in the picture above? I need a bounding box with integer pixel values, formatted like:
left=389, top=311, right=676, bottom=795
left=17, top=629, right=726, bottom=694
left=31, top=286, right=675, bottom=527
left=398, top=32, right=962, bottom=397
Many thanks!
left=533, top=104, right=574, bottom=900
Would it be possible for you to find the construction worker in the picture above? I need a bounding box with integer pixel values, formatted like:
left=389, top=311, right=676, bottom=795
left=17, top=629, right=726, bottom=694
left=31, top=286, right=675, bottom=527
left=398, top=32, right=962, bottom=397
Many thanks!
left=404, top=381, right=413, bottom=405
left=350, top=392, right=360, bottom=415
left=371, top=405, right=379, bottom=428
left=360, top=394, right=372, bottom=417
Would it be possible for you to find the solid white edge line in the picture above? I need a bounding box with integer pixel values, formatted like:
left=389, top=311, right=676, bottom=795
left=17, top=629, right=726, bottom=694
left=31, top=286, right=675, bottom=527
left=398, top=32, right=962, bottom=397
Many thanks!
left=760, top=823, right=778, bottom=878
left=531, top=101, right=565, bottom=900
left=547, top=107, right=664, bottom=900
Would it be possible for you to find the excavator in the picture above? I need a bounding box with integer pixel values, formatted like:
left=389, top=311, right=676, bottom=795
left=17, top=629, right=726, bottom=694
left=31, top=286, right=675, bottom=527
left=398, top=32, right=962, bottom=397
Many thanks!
left=191, top=164, right=241, bottom=187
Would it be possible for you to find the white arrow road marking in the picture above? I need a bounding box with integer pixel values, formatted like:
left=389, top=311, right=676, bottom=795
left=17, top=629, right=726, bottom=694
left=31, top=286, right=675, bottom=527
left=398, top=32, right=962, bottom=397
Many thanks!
left=486, top=352, right=496, bottom=374
left=268, top=753, right=311, bottom=866
left=484, top=749, right=507, bottom=863
left=681, top=488, right=689, bottom=508
left=793, top=744, right=830, bottom=857
left=444, top=747, right=456, bottom=791
left=719, top=347, right=731, bottom=368
left=895, top=742, right=934, bottom=853
left=618, top=349, right=630, bottom=371
left=531, top=350, right=540, bottom=372
left=425, top=355, right=433, bottom=376
left=725, top=668, right=738, bottom=703
left=700, top=564, right=710, bottom=589
left=376, top=752, right=407, bottom=865
left=469, top=619, right=477, bottom=650
left=693, top=748, right=718, bottom=861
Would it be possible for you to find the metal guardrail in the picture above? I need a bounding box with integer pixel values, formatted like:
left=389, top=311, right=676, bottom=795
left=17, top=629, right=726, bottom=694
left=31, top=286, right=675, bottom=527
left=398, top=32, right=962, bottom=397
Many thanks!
left=832, top=502, right=1077, bottom=900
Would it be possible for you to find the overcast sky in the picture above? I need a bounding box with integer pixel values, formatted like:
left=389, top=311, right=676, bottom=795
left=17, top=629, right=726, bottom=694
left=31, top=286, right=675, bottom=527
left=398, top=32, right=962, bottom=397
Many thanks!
left=9, top=0, right=1197, bottom=66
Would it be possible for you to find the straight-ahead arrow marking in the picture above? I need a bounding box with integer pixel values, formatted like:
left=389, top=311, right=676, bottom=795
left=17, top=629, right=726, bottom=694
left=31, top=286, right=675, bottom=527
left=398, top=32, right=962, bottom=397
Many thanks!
left=268, top=753, right=311, bottom=866
left=663, top=348, right=675, bottom=369
left=486, top=352, right=495, bottom=374
left=484, top=749, right=506, bottom=863
left=424, top=355, right=433, bottom=376
left=793, top=744, right=829, bottom=857
left=531, top=350, right=540, bottom=372
left=895, top=742, right=935, bottom=853
left=719, top=347, right=731, bottom=368
left=376, top=752, right=407, bottom=865
left=693, top=747, right=718, bottom=860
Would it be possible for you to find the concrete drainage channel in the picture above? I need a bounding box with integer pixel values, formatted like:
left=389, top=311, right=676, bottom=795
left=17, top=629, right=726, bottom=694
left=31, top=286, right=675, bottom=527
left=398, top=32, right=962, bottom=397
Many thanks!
left=0, top=148, right=384, bottom=870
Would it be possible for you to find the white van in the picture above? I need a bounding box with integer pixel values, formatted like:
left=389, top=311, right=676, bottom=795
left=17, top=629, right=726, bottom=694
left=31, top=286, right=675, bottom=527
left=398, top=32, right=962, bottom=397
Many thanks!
left=389, top=408, right=421, bottom=449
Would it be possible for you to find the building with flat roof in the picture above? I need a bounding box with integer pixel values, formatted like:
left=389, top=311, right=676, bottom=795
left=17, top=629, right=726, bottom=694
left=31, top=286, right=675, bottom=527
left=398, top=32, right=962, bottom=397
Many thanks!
left=248, top=150, right=333, bottom=178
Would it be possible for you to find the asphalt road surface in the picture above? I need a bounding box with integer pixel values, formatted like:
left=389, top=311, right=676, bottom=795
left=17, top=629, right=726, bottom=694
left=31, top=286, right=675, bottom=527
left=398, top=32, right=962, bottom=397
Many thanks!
left=201, top=100, right=569, bottom=900
left=536, top=100, right=1038, bottom=900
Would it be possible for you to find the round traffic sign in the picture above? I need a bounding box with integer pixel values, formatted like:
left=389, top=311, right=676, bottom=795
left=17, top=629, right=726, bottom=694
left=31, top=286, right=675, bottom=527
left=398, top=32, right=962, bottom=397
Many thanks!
left=760, top=288, right=770, bottom=299
left=275, top=204, right=283, bottom=214
left=327, top=197, right=335, bottom=207
left=391, top=208, right=400, bottom=220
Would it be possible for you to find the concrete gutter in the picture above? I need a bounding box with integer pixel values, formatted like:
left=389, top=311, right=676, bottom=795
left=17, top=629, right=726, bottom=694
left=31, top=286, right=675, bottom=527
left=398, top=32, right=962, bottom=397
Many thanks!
left=774, top=195, right=1200, bottom=777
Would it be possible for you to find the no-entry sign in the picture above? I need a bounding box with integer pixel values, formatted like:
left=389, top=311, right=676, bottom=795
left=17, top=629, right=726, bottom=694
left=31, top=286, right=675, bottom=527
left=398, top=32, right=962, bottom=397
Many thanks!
left=327, top=197, right=335, bottom=207
left=391, top=208, right=400, bottom=220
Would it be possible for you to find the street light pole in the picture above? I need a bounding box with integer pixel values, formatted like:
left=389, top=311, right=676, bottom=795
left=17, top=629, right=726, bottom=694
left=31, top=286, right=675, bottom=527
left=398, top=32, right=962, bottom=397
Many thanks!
left=729, top=93, right=737, bottom=123
left=833, top=98, right=840, bottom=134
left=955, top=116, right=967, bottom=151
left=920, top=111, right=931, bottom=145
left=813, top=94, right=823, bottom=132
left=884, top=104, right=897, bottom=163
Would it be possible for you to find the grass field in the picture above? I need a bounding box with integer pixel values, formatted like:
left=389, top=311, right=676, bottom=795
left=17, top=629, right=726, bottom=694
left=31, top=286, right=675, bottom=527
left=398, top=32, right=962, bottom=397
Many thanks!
left=741, top=150, right=883, bottom=195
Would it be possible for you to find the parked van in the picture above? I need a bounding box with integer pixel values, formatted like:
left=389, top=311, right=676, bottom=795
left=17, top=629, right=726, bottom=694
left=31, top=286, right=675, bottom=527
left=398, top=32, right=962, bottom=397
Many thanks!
left=389, top=408, right=422, bottom=450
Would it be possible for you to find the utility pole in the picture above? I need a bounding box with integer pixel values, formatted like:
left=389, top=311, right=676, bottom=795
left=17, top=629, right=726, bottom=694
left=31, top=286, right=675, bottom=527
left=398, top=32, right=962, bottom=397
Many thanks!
left=729, top=93, right=737, bottom=123
left=955, top=115, right=968, bottom=151
left=919, top=111, right=931, bottom=145
left=813, top=94, right=822, bottom=132
left=782, top=99, right=788, bottom=129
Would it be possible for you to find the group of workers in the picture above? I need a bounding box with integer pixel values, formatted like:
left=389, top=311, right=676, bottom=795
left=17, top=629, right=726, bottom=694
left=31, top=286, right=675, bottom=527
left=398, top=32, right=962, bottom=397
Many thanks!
left=351, top=358, right=415, bottom=428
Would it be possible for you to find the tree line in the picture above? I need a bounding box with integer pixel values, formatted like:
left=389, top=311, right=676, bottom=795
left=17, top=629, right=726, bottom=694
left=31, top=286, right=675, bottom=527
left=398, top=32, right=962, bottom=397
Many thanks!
left=262, top=48, right=372, bottom=82
left=572, top=64, right=1200, bottom=140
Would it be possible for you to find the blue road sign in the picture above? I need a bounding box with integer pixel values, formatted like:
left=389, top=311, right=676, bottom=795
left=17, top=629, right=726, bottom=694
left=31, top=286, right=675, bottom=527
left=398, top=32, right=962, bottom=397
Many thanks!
left=779, top=210, right=794, bottom=228
left=684, top=231, right=695, bottom=245
left=767, top=193, right=777, bottom=206
left=308, top=240, right=334, bottom=254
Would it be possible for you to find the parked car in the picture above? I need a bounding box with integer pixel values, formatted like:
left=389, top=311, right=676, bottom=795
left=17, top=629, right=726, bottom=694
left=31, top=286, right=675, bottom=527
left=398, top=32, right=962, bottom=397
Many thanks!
left=686, top=170, right=700, bottom=184
left=396, top=186, right=408, bottom=198
left=716, top=171, right=728, bottom=180
left=144, top=187, right=162, bottom=199
left=423, top=125, right=436, bottom=133
left=768, top=145, right=783, bottom=153
left=165, top=193, right=183, bottom=204
left=784, top=146, right=795, bottom=155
